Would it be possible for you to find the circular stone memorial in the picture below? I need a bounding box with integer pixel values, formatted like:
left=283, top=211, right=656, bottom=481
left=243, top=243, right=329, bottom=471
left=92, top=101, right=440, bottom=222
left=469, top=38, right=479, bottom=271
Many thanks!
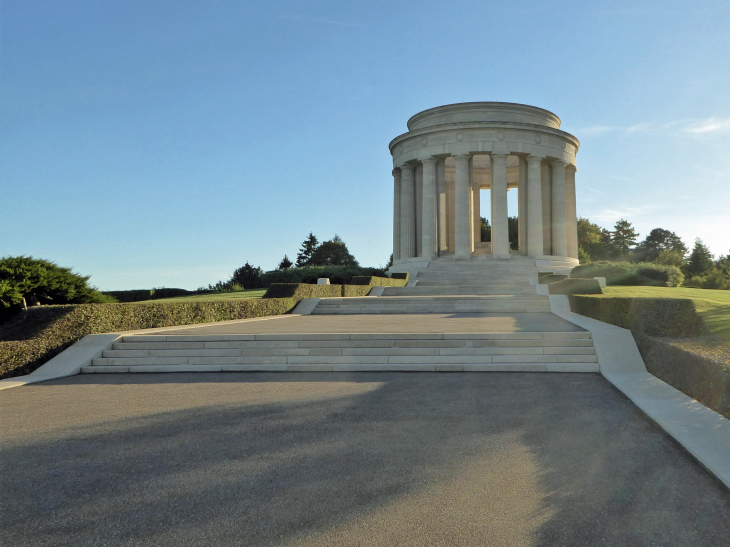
left=389, top=102, right=580, bottom=266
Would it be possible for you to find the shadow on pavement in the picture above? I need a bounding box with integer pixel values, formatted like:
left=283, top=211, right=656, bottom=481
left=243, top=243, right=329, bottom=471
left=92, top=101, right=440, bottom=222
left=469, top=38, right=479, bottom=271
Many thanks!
left=1, top=373, right=729, bottom=546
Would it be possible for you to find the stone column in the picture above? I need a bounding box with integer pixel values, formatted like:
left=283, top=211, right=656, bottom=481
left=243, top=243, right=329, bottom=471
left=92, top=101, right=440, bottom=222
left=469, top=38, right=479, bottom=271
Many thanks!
left=415, top=164, right=423, bottom=257
left=392, top=168, right=401, bottom=262
left=565, top=164, right=578, bottom=259
left=469, top=157, right=475, bottom=252
left=526, top=156, right=544, bottom=257
left=472, top=178, right=481, bottom=247
left=399, top=164, right=415, bottom=259
left=437, top=160, right=447, bottom=254
left=518, top=157, right=528, bottom=254
left=491, top=154, right=510, bottom=258
left=541, top=162, right=552, bottom=255
left=421, top=158, right=437, bottom=259
left=551, top=160, right=568, bottom=258
left=454, top=155, right=472, bottom=259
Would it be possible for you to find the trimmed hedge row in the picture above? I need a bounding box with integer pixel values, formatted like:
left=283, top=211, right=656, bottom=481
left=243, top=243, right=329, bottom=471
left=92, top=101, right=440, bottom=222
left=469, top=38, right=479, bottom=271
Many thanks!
left=262, top=284, right=343, bottom=299
left=568, top=295, right=706, bottom=337
left=261, top=266, right=387, bottom=286
left=103, top=288, right=197, bottom=303
left=548, top=279, right=603, bottom=295
left=570, top=261, right=683, bottom=287
left=633, top=333, right=729, bottom=419
left=538, top=274, right=568, bottom=284
left=0, top=299, right=297, bottom=380
left=349, top=276, right=408, bottom=287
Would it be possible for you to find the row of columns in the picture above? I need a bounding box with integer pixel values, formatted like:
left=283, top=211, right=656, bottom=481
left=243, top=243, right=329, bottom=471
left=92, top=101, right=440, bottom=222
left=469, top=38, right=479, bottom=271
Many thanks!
left=392, top=154, right=577, bottom=262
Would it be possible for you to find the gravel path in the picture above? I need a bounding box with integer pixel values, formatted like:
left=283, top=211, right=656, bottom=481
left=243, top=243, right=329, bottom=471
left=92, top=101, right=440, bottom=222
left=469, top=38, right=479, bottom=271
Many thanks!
left=2, top=372, right=729, bottom=546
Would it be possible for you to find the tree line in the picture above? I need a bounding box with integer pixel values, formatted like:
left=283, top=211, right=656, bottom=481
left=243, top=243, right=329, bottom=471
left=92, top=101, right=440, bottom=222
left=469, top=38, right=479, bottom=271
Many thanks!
left=577, top=217, right=729, bottom=289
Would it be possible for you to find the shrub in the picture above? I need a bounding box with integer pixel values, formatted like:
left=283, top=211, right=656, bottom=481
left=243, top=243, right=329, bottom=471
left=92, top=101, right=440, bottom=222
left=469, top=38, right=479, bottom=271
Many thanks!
left=538, top=274, right=568, bottom=285
left=349, top=276, right=408, bottom=287
left=548, top=279, right=603, bottom=295
left=390, top=273, right=410, bottom=282
left=568, top=295, right=706, bottom=337
left=261, top=266, right=386, bottom=286
left=104, top=288, right=192, bottom=303
left=570, top=261, right=683, bottom=287
left=262, top=283, right=342, bottom=300
left=0, top=256, right=116, bottom=312
left=0, top=299, right=297, bottom=380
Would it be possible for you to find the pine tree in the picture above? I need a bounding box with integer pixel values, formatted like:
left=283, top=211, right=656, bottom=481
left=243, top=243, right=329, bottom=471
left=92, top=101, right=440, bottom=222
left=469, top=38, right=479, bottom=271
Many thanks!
left=278, top=255, right=293, bottom=270
left=296, top=233, right=319, bottom=267
left=610, top=219, right=639, bottom=258
left=231, top=261, right=264, bottom=289
left=635, top=228, right=687, bottom=262
left=684, top=239, right=715, bottom=277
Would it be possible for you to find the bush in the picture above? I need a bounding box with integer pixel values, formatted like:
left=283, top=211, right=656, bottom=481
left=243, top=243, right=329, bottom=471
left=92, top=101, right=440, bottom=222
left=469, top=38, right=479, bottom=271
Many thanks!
left=104, top=288, right=192, bottom=303
left=262, top=283, right=343, bottom=299
left=390, top=273, right=410, bottom=282
left=548, top=279, right=603, bottom=295
left=568, top=295, right=706, bottom=337
left=0, top=299, right=297, bottom=380
left=0, top=256, right=116, bottom=313
left=349, top=276, right=408, bottom=287
left=538, top=274, right=568, bottom=284
left=261, top=266, right=386, bottom=286
left=570, top=261, right=683, bottom=287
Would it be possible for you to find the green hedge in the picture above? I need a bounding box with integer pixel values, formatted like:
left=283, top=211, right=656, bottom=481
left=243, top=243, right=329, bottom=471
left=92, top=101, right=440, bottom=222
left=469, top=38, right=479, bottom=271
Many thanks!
left=342, top=285, right=372, bottom=297
left=262, top=283, right=343, bottom=299
left=349, top=276, right=408, bottom=287
left=0, top=299, right=297, bottom=380
left=569, top=295, right=706, bottom=337
left=103, top=288, right=197, bottom=303
left=633, top=334, right=729, bottom=419
left=538, top=274, right=569, bottom=284
left=570, top=261, right=684, bottom=287
left=390, top=273, right=409, bottom=281
left=261, top=266, right=386, bottom=286
left=548, top=279, right=603, bottom=295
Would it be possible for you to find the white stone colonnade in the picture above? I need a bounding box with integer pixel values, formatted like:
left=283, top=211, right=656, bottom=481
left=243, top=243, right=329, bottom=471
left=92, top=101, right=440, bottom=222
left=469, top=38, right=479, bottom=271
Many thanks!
left=390, top=102, right=580, bottom=264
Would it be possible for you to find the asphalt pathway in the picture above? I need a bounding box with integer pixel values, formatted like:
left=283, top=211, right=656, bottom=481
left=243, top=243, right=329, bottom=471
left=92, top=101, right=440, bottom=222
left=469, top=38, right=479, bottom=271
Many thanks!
left=2, top=373, right=729, bottom=546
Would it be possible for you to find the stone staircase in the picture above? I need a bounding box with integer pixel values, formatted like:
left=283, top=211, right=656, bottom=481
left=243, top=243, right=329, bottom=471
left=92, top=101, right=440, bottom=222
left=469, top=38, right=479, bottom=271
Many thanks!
left=82, top=331, right=598, bottom=373
left=312, top=295, right=551, bottom=314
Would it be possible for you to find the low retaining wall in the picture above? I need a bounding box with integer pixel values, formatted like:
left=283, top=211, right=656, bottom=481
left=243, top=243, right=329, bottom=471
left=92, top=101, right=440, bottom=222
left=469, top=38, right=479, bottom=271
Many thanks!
left=634, top=334, right=730, bottom=419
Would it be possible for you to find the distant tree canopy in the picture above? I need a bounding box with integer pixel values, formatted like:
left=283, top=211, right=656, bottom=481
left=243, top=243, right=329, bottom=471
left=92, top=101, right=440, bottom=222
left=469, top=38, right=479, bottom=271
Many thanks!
left=0, top=256, right=114, bottom=309
left=231, top=261, right=264, bottom=289
left=278, top=255, right=293, bottom=270
left=296, top=233, right=319, bottom=267
left=307, top=235, right=359, bottom=267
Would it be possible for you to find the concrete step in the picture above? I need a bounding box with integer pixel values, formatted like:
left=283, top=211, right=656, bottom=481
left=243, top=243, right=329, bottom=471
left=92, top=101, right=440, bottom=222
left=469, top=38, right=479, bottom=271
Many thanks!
left=81, top=363, right=599, bottom=373
left=85, top=331, right=597, bottom=373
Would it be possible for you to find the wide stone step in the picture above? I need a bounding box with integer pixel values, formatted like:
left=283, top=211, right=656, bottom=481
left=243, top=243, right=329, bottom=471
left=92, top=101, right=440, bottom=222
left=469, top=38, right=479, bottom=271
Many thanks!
left=81, top=363, right=600, bottom=373
left=91, top=354, right=597, bottom=367
left=101, top=346, right=595, bottom=358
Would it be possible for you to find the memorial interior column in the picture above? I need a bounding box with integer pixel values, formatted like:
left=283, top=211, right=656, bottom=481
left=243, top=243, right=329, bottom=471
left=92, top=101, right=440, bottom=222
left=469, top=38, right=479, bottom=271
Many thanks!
left=454, top=155, right=471, bottom=259
left=526, top=156, right=544, bottom=257
left=551, top=160, right=568, bottom=257
left=399, top=165, right=416, bottom=259
left=437, top=160, right=447, bottom=254
left=518, top=157, right=528, bottom=254
left=392, top=168, right=401, bottom=262
left=491, top=154, right=510, bottom=258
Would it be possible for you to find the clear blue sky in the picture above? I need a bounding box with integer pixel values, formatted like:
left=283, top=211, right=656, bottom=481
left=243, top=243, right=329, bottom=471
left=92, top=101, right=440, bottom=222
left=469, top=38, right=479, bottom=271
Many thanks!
left=2, top=0, right=729, bottom=290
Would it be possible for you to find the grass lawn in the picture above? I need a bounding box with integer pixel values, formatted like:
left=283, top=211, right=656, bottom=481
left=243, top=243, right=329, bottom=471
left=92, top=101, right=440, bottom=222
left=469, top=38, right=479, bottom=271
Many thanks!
left=601, top=286, right=730, bottom=341
left=147, top=289, right=267, bottom=303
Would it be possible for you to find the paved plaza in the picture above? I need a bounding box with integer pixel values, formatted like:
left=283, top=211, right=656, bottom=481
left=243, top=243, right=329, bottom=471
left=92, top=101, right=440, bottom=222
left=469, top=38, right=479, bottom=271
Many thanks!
left=2, top=372, right=729, bottom=546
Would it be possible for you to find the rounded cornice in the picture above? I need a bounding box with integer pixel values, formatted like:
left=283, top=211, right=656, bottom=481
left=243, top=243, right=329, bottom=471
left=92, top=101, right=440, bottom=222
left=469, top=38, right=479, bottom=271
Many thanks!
left=407, top=102, right=561, bottom=131
left=391, top=103, right=580, bottom=168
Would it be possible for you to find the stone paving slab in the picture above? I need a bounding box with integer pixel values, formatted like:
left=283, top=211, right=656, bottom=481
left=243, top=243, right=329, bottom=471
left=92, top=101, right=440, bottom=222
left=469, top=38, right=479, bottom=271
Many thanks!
left=148, top=313, right=584, bottom=336
left=1, top=373, right=728, bottom=546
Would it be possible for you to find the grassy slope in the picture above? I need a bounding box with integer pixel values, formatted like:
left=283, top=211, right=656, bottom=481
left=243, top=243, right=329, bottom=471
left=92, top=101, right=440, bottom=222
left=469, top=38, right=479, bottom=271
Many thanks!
left=147, top=289, right=266, bottom=303
left=601, top=286, right=730, bottom=341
